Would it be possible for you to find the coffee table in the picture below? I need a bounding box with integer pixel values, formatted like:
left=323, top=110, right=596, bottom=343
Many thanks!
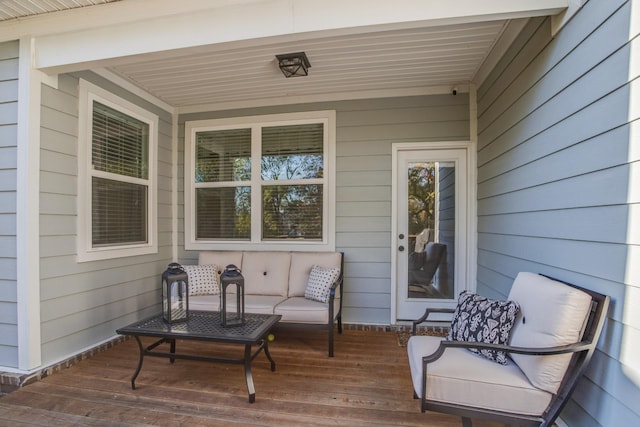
left=116, top=310, right=281, bottom=403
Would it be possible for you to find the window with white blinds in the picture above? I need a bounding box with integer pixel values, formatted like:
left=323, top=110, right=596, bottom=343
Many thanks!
left=78, top=79, right=158, bottom=262
left=184, top=111, right=336, bottom=251
left=91, top=102, right=149, bottom=247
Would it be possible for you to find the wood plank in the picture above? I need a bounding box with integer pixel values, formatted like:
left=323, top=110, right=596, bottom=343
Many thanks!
left=0, top=328, right=509, bottom=427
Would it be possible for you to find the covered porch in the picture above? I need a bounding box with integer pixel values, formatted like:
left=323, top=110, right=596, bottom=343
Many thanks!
left=0, top=327, right=506, bottom=426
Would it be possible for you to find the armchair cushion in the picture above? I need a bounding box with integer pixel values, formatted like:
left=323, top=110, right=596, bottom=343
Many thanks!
left=447, top=291, right=520, bottom=365
left=408, top=335, right=552, bottom=415
left=508, top=272, right=592, bottom=394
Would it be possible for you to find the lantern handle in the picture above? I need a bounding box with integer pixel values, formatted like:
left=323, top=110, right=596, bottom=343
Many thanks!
left=167, top=262, right=185, bottom=272
left=223, top=264, right=242, bottom=277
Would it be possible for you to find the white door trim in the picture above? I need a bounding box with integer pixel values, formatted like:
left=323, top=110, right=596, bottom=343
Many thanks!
left=390, top=141, right=477, bottom=324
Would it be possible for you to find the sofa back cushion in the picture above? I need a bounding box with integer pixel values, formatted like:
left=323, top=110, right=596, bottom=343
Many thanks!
left=289, top=252, right=342, bottom=297
left=508, top=272, right=592, bottom=394
left=241, top=251, right=291, bottom=297
left=198, top=251, right=243, bottom=283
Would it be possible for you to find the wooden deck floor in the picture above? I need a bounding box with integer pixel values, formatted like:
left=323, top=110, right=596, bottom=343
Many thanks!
left=0, top=327, right=508, bottom=427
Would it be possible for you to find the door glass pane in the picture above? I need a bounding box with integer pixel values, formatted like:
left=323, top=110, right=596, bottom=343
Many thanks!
left=407, top=161, right=455, bottom=299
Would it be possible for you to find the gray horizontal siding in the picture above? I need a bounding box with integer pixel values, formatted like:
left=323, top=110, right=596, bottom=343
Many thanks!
left=477, top=0, right=639, bottom=425
left=0, top=40, right=18, bottom=368
left=179, top=94, right=470, bottom=325
left=38, top=71, right=173, bottom=367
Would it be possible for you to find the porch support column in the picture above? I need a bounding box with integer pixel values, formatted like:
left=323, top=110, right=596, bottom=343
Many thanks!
left=16, top=36, right=48, bottom=370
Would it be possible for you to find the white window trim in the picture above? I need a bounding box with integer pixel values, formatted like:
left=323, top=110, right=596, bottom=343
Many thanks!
left=77, top=79, right=158, bottom=262
left=184, top=110, right=336, bottom=252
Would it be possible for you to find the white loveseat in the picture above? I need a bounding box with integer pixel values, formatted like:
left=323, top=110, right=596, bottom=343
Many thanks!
left=185, top=250, right=344, bottom=357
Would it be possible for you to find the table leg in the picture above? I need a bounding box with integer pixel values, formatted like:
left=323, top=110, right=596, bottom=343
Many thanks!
left=244, top=344, right=256, bottom=403
left=263, top=339, right=276, bottom=372
left=131, top=336, right=145, bottom=390
left=169, top=338, right=176, bottom=364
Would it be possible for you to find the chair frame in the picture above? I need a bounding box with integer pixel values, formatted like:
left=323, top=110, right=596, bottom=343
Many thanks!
left=411, top=275, right=610, bottom=427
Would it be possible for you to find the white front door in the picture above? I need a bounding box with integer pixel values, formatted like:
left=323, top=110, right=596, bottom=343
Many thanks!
left=393, top=144, right=471, bottom=321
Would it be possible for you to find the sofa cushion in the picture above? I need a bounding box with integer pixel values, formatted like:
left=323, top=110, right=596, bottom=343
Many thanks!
left=222, top=295, right=287, bottom=315
left=304, top=265, right=341, bottom=303
left=198, top=251, right=243, bottom=282
left=508, top=272, right=592, bottom=394
left=407, top=335, right=552, bottom=416
left=447, top=291, right=520, bottom=365
left=188, top=294, right=220, bottom=312
left=241, top=251, right=291, bottom=297
left=289, top=252, right=342, bottom=297
left=183, top=264, right=219, bottom=296
left=274, top=297, right=338, bottom=324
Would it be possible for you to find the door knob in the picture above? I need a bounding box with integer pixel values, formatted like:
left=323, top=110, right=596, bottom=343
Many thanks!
left=399, top=233, right=405, bottom=239
left=398, top=245, right=405, bottom=252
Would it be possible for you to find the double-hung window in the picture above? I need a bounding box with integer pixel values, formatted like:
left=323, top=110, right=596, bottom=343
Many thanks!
left=78, top=80, right=158, bottom=262
left=185, top=111, right=336, bottom=251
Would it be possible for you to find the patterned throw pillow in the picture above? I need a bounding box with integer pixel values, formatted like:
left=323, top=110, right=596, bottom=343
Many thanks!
left=447, top=291, right=520, bottom=365
left=183, top=264, right=219, bottom=296
left=304, top=265, right=341, bottom=303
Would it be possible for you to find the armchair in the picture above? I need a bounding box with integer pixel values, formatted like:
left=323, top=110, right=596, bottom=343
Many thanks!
left=407, top=272, right=610, bottom=427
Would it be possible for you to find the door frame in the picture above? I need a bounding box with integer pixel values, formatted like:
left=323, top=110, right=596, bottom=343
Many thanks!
left=390, top=141, right=477, bottom=324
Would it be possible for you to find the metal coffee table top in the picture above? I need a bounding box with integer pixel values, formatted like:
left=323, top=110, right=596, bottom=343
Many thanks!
left=117, top=310, right=281, bottom=343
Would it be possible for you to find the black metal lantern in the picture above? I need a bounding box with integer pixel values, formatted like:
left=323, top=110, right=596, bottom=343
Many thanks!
left=220, top=264, right=245, bottom=327
left=162, top=263, right=189, bottom=324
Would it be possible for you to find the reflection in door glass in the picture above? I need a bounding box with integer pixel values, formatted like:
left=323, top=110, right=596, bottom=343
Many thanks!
left=406, top=162, right=455, bottom=299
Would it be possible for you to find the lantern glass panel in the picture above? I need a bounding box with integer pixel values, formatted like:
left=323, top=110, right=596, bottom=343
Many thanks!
left=220, top=265, right=245, bottom=327
left=162, top=263, right=189, bottom=324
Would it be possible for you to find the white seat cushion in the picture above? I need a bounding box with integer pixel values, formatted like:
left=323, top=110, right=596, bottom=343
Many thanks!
left=508, top=272, right=592, bottom=394
left=274, top=297, right=338, bottom=324
left=188, top=294, right=220, bottom=312
left=214, top=295, right=287, bottom=315
left=407, top=335, right=552, bottom=416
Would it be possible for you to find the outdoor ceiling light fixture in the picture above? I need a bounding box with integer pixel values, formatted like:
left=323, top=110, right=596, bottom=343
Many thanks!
left=276, top=52, right=311, bottom=77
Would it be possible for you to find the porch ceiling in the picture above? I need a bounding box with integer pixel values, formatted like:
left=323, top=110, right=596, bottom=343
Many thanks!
left=0, top=0, right=567, bottom=112
left=107, top=20, right=511, bottom=112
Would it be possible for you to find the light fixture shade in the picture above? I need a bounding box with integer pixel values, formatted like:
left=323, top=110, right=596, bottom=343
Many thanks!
left=276, top=52, right=311, bottom=77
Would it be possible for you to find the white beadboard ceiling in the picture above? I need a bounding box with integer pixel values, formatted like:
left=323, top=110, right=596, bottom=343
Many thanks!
left=109, top=20, right=509, bottom=111
left=0, top=0, right=120, bottom=21
left=0, top=0, right=524, bottom=111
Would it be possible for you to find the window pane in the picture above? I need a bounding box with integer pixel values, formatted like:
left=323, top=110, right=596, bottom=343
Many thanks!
left=196, top=187, right=250, bottom=239
left=261, top=124, right=323, bottom=180
left=92, top=177, right=147, bottom=246
left=262, top=184, right=323, bottom=240
left=92, top=102, right=149, bottom=179
left=195, top=129, right=251, bottom=182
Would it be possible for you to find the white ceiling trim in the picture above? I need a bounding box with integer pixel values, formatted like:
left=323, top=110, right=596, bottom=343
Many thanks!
left=472, top=18, right=529, bottom=87
left=175, top=84, right=469, bottom=115
left=16, top=0, right=568, bottom=74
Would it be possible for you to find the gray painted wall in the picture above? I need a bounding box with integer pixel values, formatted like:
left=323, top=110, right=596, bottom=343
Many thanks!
left=38, top=71, right=173, bottom=366
left=178, top=95, right=470, bottom=324
left=477, top=1, right=639, bottom=425
left=0, top=40, right=18, bottom=368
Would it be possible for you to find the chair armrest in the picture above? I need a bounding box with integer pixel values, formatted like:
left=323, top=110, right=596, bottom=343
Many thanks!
left=412, top=308, right=454, bottom=335
left=422, top=339, right=594, bottom=364
left=328, top=270, right=343, bottom=300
